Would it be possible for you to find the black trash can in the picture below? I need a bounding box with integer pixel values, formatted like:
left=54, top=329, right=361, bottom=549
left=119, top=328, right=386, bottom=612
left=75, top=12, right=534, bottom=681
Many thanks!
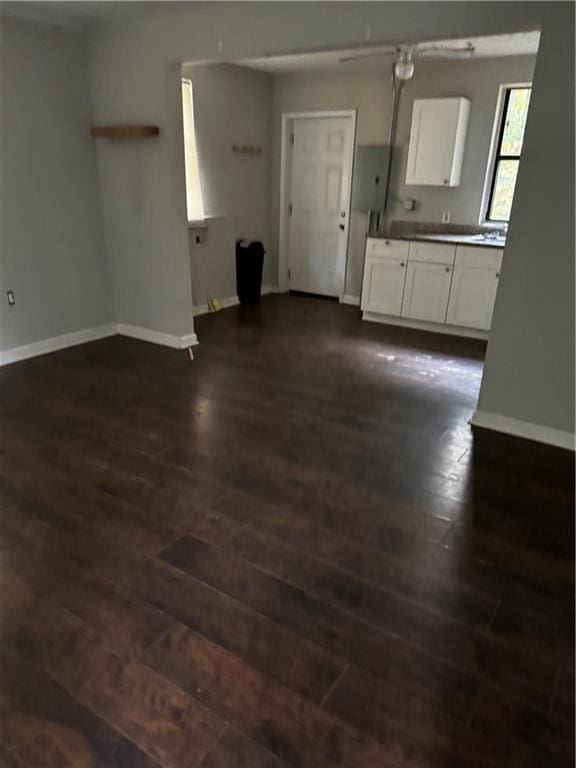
left=236, top=240, right=265, bottom=305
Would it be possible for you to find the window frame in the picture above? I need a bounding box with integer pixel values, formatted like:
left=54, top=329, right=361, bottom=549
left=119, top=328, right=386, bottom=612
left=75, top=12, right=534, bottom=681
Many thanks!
left=480, top=82, right=532, bottom=227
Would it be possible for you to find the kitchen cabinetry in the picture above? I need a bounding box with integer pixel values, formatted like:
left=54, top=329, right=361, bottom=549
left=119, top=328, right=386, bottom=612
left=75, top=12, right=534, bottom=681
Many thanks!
left=446, top=247, right=502, bottom=330
left=405, top=98, right=470, bottom=187
left=361, top=239, right=409, bottom=315
left=401, top=242, right=455, bottom=323
left=361, top=238, right=503, bottom=337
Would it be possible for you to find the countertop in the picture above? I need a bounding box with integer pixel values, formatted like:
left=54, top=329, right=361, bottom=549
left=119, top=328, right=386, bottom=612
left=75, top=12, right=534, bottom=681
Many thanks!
left=371, top=232, right=506, bottom=249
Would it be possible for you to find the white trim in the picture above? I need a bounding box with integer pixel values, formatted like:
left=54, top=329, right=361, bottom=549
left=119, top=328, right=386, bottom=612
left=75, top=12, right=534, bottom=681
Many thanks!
left=193, top=286, right=278, bottom=317
left=0, top=321, right=200, bottom=367
left=278, top=110, right=357, bottom=297
left=187, top=215, right=223, bottom=229
left=116, top=323, right=198, bottom=349
left=471, top=410, right=575, bottom=451
left=340, top=294, right=361, bottom=306
left=0, top=324, right=116, bottom=367
left=362, top=312, right=489, bottom=340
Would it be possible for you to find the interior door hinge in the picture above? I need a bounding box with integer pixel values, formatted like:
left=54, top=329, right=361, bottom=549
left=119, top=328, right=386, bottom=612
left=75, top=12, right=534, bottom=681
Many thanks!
left=288, top=268, right=291, bottom=279
left=288, top=203, right=293, bottom=217
left=290, top=133, right=294, bottom=146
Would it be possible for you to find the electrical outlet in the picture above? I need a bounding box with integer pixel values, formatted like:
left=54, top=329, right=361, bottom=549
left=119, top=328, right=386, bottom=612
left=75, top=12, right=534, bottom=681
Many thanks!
left=6, top=290, right=15, bottom=306
left=441, top=210, right=451, bottom=224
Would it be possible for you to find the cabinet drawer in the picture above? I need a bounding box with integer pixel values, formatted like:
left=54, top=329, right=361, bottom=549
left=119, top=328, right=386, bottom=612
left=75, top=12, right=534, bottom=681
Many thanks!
left=367, top=238, right=410, bottom=260
left=455, top=246, right=503, bottom=270
left=408, top=241, right=456, bottom=265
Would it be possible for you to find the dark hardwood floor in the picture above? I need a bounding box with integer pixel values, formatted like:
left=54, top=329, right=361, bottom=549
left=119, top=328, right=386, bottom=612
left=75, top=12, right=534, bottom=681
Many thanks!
left=0, top=293, right=573, bottom=768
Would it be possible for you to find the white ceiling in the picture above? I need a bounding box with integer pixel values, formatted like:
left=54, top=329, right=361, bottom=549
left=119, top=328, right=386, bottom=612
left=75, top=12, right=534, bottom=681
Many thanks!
left=239, top=31, right=540, bottom=74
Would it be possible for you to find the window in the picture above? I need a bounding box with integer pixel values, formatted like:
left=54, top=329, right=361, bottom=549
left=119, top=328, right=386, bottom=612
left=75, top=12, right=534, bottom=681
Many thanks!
left=181, top=78, right=205, bottom=222
left=485, top=85, right=531, bottom=223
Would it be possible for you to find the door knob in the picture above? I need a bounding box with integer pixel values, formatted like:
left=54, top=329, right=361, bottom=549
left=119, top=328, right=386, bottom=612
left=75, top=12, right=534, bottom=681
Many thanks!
left=339, top=223, right=345, bottom=231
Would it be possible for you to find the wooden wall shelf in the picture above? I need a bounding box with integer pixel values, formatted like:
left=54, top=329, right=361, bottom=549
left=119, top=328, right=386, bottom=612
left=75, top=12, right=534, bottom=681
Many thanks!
left=90, top=125, right=160, bottom=139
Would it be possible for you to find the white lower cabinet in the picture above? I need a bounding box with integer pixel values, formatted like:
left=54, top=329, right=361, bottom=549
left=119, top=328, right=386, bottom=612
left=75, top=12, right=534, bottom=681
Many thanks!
left=446, top=247, right=502, bottom=330
left=401, top=262, right=453, bottom=323
left=401, top=242, right=455, bottom=323
left=362, top=238, right=503, bottom=336
left=361, top=256, right=407, bottom=315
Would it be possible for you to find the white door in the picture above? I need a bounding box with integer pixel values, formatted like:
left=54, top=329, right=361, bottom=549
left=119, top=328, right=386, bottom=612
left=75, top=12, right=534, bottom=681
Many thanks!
left=446, top=266, right=500, bottom=330
left=401, top=262, right=453, bottom=323
left=287, top=116, right=355, bottom=297
left=361, top=257, right=407, bottom=316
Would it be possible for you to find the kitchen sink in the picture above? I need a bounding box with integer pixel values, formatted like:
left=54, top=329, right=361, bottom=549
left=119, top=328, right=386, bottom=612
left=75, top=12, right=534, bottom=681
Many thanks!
left=472, top=232, right=506, bottom=243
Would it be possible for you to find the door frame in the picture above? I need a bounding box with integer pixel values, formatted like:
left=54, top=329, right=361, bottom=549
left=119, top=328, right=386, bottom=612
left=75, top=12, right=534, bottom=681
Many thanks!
left=278, top=110, right=357, bottom=299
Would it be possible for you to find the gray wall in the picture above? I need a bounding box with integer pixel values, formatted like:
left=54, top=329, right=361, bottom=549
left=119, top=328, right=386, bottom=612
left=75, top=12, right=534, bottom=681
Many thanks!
left=182, top=64, right=275, bottom=306
left=386, top=55, right=535, bottom=225
left=88, top=1, right=574, bottom=438
left=477, top=9, right=575, bottom=434
left=272, top=55, right=535, bottom=298
left=90, top=59, right=195, bottom=337
left=0, top=15, right=113, bottom=351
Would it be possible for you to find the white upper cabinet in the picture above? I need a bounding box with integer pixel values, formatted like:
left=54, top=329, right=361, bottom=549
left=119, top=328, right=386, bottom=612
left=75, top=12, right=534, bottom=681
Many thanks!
left=405, top=98, right=470, bottom=187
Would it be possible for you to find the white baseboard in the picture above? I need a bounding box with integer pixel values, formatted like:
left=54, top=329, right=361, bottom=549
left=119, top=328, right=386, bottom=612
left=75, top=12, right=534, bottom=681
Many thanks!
left=116, top=323, right=198, bottom=349
left=193, top=286, right=278, bottom=317
left=341, top=294, right=361, bottom=306
left=0, top=320, right=199, bottom=367
left=362, top=312, right=489, bottom=340
left=0, top=324, right=116, bottom=367
left=471, top=410, right=575, bottom=451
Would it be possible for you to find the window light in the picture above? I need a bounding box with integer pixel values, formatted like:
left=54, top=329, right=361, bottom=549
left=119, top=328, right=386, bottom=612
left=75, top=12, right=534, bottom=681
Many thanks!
left=181, top=78, right=205, bottom=222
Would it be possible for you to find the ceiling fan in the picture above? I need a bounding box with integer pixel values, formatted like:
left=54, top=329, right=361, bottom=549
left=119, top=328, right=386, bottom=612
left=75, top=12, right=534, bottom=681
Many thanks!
left=340, top=42, right=475, bottom=79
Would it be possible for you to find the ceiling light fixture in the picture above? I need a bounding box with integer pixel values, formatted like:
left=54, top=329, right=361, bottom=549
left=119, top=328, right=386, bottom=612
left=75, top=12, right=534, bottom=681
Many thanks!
left=394, top=50, right=415, bottom=80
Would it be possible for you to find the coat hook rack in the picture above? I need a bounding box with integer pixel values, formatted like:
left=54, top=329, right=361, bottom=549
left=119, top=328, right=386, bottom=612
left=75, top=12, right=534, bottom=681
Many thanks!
left=232, top=144, right=262, bottom=155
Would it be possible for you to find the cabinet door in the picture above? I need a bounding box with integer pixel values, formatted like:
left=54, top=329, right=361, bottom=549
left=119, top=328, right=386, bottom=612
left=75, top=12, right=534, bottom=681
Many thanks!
left=361, top=257, right=407, bottom=316
left=401, top=262, right=453, bottom=323
left=405, top=98, right=470, bottom=187
left=446, top=265, right=500, bottom=330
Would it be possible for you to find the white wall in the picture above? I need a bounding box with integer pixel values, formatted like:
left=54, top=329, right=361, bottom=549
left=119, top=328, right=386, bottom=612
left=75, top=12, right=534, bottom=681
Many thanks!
left=88, top=1, right=574, bottom=440
left=182, top=64, right=275, bottom=307
left=271, top=55, right=535, bottom=298
left=0, top=15, right=113, bottom=352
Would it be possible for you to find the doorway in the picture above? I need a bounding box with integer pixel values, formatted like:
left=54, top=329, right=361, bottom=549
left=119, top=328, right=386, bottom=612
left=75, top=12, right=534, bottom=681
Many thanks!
left=279, top=111, right=356, bottom=298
